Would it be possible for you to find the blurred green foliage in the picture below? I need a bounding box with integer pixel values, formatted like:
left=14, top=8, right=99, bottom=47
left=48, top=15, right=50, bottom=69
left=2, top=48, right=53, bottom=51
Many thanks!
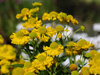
left=1, top=0, right=100, bottom=43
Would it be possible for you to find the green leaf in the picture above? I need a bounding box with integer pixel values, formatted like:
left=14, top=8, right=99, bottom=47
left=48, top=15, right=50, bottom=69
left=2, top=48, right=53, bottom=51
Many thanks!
left=10, top=64, right=24, bottom=68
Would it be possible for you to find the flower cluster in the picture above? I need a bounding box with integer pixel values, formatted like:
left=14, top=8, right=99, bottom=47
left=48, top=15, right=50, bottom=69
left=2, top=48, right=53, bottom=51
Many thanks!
left=1, top=2, right=99, bottom=75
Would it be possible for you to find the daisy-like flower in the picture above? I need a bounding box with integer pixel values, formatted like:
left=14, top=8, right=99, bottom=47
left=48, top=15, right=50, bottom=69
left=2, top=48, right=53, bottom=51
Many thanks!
left=57, top=12, right=67, bottom=23
left=10, top=29, right=30, bottom=45
left=42, top=11, right=58, bottom=21
left=32, top=25, right=56, bottom=42
left=77, top=39, right=94, bottom=50
left=0, top=44, right=16, bottom=60
left=32, top=52, right=54, bottom=71
left=0, top=59, right=11, bottom=74
left=23, top=61, right=38, bottom=75
left=16, top=8, right=29, bottom=20
left=32, top=2, right=42, bottom=7
left=88, top=53, right=100, bottom=74
left=43, top=42, right=64, bottom=57
left=22, top=17, right=42, bottom=29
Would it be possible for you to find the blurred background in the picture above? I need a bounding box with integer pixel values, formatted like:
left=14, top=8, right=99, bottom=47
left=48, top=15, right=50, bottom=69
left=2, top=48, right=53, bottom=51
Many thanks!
left=0, top=0, right=100, bottom=44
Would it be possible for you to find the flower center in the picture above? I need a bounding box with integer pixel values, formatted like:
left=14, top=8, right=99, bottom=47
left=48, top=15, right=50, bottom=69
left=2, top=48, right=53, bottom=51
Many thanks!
left=16, top=31, right=24, bottom=37
left=28, top=17, right=37, bottom=24
left=37, top=55, right=46, bottom=62
left=21, top=8, right=29, bottom=14
left=29, top=32, right=37, bottom=38
left=38, top=26, right=47, bottom=34
left=13, top=67, right=24, bottom=75
left=24, top=62, right=32, bottom=68
left=55, top=25, right=64, bottom=32
left=50, top=42, right=58, bottom=49
left=61, top=13, right=67, bottom=18
left=26, top=72, right=34, bottom=75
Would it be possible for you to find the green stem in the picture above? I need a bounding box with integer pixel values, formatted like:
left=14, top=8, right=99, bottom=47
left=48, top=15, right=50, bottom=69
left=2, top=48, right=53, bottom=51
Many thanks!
left=73, top=55, right=76, bottom=64
left=70, top=29, right=81, bottom=41
left=70, top=48, right=73, bottom=64
left=82, top=52, right=84, bottom=67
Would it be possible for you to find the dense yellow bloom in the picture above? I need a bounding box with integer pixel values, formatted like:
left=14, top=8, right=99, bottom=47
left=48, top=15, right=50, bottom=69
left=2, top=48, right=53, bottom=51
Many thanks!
left=0, top=59, right=11, bottom=74
left=27, top=7, right=39, bottom=18
left=43, top=42, right=64, bottom=57
left=32, top=52, right=54, bottom=71
left=71, top=19, right=79, bottom=26
left=0, top=35, right=4, bottom=44
left=57, top=32, right=62, bottom=39
left=22, top=17, right=42, bottom=29
left=23, top=61, right=38, bottom=75
left=16, top=8, right=29, bottom=20
left=10, top=29, right=30, bottom=45
left=49, top=11, right=58, bottom=20
left=32, top=26, right=56, bottom=42
left=65, top=48, right=79, bottom=55
left=65, top=15, right=73, bottom=22
left=80, top=26, right=85, bottom=31
left=42, top=12, right=51, bottom=21
left=40, top=34, right=50, bottom=42
left=77, top=39, right=94, bottom=50
left=46, top=26, right=56, bottom=37
left=0, top=45, right=16, bottom=60
left=42, top=11, right=58, bottom=21
left=89, top=53, right=100, bottom=74
left=57, top=12, right=67, bottom=22
left=80, top=67, right=90, bottom=75
left=12, top=67, right=25, bottom=75
left=32, top=2, right=42, bottom=6
left=55, top=25, right=64, bottom=32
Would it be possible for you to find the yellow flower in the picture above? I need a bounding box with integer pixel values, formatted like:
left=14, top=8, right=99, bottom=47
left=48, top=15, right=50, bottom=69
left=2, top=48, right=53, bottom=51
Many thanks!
left=0, top=45, right=16, bottom=60
left=65, top=41, right=82, bottom=55
left=22, top=17, right=42, bottom=29
left=49, top=11, right=58, bottom=20
left=77, top=39, right=94, bottom=50
left=71, top=19, right=79, bottom=26
left=46, top=26, right=56, bottom=37
left=0, top=35, right=4, bottom=44
left=23, top=61, right=37, bottom=74
left=43, top=42, right=64, bottom=57
left=40, top=34, right=50, bottom=42
left=80, top=67, right=90, bottom=75
left=88, top=53, right=100, bottom=74
left=32, top=2, right=42, bottom=6
left=80, top=26, right=85, bottom=31
left=1, top=64, right=10, bottom=74
left=0, top=59, right=11, bottom=74
left=42, top=12, right=50, bottom=21
left=55, top=25, right=64, bottom=32
left=10, top=29, right=30, bottom=45
left=32, top=52, right=54, bottom=71
left=29, top=31, right=37, bottom=38
left=27, top=7, right=39, bottom=18
left=57, top=12, right=67, bottom=22
left=16, top=8, right=29, bottom=20
left=12, top=67, right=25, bottom=75
left=65, top=15, right=73, bottom=22
left=32, top=26, right=56, bottom=42
left=57, top=32, right=62, bottom=39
